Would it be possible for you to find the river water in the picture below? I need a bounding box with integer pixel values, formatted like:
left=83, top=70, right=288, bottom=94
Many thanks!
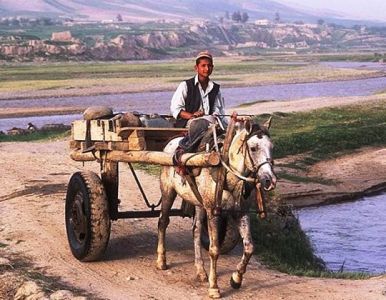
left=1, top=75, right=386, bottom=132
left=297, top=193, right=386, bottom=274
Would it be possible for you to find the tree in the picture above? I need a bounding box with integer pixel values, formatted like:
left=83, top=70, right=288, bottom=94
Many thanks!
left=241, top=12, right=249, bottom=23
left=274, top=12, right=280, bottom=23
left=232, top=11, right=241, bottom=23
left=116, top=14, right=123, bottom=22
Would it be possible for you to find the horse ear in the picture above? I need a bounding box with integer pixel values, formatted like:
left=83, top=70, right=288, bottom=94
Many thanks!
left=264, top=116, right=272, bottom=130
left=244, top=119, right=252, bottom=134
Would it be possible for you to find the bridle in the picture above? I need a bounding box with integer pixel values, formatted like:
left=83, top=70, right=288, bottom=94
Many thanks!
left=244, top=132, right=274, bottom=176
left=213, top=125, right=274, bottom=183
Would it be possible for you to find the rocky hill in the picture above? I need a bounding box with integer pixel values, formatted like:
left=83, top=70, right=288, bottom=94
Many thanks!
left=1, top=19, right=386, bottom=62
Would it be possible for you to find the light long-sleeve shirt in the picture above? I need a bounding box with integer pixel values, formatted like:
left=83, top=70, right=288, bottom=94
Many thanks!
left=170, top=75, right=226, bottom=119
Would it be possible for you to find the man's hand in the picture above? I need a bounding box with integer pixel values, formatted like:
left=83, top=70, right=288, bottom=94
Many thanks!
left=179, top=110, right=204, bottom=120
left=192, top=110, right=204, bottom=118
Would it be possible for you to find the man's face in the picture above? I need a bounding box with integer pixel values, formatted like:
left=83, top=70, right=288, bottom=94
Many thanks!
left=195, top=58, right=214, bottom=79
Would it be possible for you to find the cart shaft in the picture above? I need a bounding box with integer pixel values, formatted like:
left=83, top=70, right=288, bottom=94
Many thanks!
left=70, top=149, right=220, bottom=167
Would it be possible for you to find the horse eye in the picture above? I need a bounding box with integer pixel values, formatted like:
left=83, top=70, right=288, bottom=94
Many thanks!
left=250, top=147, right=257, bottom=152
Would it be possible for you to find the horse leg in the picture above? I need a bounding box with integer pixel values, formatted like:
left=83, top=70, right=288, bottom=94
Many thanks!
left=193, top=206, right=208, bottom=282
left=206, top=211, right=221, bottom=299
left=230, top=214, right=254, bottom=289
left=156, top=175, right=177, bottom=270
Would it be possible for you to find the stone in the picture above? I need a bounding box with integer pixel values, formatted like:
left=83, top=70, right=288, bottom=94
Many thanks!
left=50, top=290, right=74, bottom=300
left=0, top=257, right=11, bottom=265
left=83, top=106, right=113, bottom=120
left=14, top=281, right=48, bottom=300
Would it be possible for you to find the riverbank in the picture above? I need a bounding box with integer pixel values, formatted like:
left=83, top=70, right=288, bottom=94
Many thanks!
left=276, top=147, right=386, bottom=207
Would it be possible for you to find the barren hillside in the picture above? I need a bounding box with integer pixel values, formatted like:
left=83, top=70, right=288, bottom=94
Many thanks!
left=0, top=0, right=351, bottom=23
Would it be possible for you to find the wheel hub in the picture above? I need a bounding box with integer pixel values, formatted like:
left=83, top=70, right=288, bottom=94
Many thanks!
left=70, top=192, right=87, bottom=244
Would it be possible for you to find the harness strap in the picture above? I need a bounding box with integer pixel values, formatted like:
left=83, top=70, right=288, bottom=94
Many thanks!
left=213, top=114, right=237, bottom=216
left=183, top=171, right=204, bottom=206
left=255, top=183, right=267, bottom=219
left=82, top=119, right=95, bottom=153
left=220, top=159, right=257, bottom=183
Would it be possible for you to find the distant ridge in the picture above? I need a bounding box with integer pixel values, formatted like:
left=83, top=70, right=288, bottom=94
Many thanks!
left=0, top=0, right=382, bottom=26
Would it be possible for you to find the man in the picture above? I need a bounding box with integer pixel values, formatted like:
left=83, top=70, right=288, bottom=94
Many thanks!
left=171, top=51, right=226, bottom=157
left=171, top=50, right=225, bottom=129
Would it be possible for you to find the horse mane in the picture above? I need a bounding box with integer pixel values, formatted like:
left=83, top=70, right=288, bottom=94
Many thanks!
left=195, top=121, right=270, bottom=153
left=250, top=123, right=270, bottom=138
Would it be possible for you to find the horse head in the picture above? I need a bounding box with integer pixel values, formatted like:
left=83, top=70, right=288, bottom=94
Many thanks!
left=228, top=116, right=276, bottom=191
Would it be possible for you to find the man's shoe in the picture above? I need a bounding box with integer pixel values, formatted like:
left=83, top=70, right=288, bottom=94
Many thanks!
left=173, top=147, right=188, bottom=176
left=172, top=147, right=184, bottom=166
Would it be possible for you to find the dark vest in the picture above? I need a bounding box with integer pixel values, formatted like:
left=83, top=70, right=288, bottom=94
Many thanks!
left=175, top=77, right=220, bottom=128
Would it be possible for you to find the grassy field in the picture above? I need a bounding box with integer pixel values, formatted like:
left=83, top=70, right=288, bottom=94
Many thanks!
left=0, top=130, right=69, bottom=142
left=0, top=58, right=305, bottom=81
left=263, top=101, right=386, bottom=165
left=0, top=58, right=381, bottom=96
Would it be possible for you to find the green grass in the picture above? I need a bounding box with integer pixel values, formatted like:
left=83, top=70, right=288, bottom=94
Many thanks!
left=0, top=60, right=303, bottom=82
left=251, top=205, right=324, bottom=273
left=0, top=130, right=70, bottom=142
left=256, top=102, right=386, bottom=163
left=0, top=242, right=7, bottom=248
left=317, top=53, right=377, bottom=62
left=131, top=163, right=161, bottom=176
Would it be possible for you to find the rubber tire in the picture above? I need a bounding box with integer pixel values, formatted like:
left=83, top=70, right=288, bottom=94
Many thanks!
left=200, top=213, right=240, bottom=254
left=65, top=171, right=111, bottom=261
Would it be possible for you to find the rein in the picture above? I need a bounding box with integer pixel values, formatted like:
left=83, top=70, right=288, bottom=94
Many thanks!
left=246, top=147, right=274, bottom=174
left=211, top=124, right=256, bottom=183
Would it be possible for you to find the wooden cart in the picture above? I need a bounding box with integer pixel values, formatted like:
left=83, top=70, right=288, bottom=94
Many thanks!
left=65, top=115, right=241, bottom=261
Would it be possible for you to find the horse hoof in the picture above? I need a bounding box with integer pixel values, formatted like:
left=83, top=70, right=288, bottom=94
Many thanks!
left=230, top=275, right=241, bottom=289
left=196, top=272, right=208, bottom=283
left=156, top=261, right=168, bottom=270
left=208, top=288, right=221, bottom=299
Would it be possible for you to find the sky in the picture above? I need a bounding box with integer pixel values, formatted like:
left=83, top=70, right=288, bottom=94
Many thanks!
left=277, top=0, right=386, bottom=21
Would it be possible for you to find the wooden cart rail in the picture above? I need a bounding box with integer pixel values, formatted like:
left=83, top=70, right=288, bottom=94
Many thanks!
left=70, top=120, right=220, bottom=167
left=72, top=120, right=188, bottom=151
left=70, top=149, right=220, bottom=167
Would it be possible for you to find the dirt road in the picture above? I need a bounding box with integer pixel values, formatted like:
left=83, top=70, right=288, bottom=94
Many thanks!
left=1, top=139, right=385, bottom=299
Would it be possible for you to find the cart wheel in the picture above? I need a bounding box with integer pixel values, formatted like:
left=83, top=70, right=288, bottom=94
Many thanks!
left=200, top=213, right=240, bottom=254
left=65, top=171, right=111, bottom=261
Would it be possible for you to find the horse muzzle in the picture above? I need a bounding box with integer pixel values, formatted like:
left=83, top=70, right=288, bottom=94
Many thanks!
left=260, top=174, right=277, bottom=191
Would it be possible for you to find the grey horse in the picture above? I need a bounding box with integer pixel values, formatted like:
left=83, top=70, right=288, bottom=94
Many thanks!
left=157, top=117, right=276, bottom=298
